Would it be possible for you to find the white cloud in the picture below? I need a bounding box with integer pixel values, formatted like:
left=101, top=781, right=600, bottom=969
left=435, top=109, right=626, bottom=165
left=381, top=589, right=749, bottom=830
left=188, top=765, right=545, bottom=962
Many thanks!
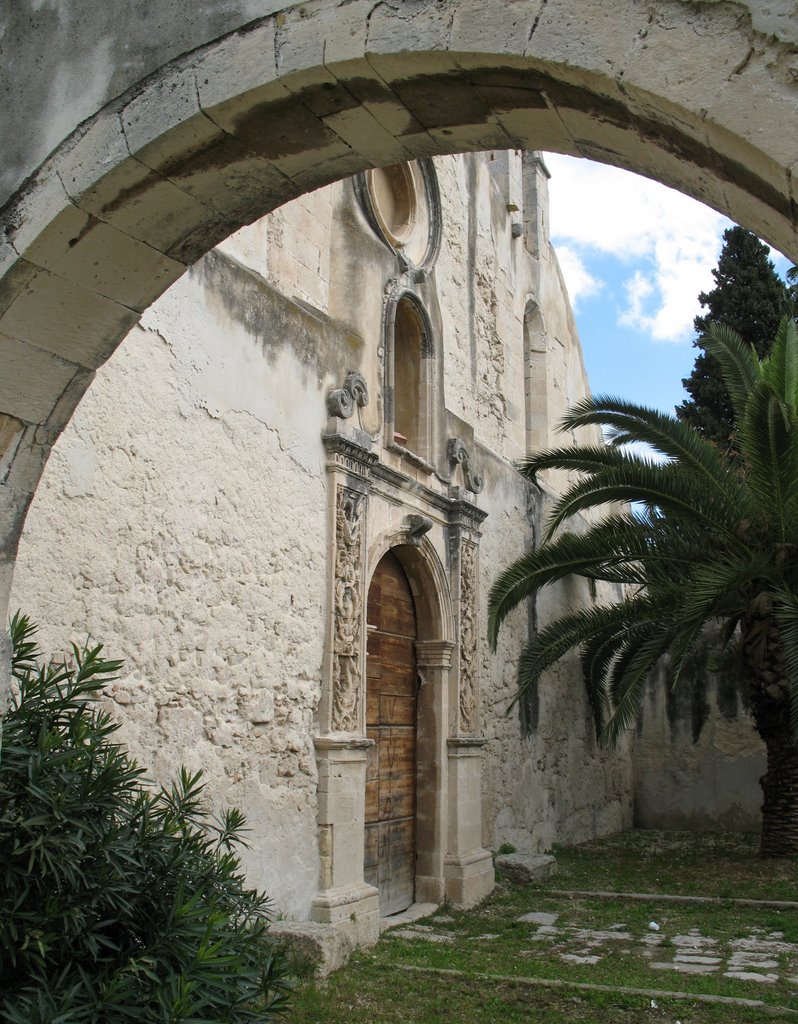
left=545, top=153, right=731, bottom=343
left=555, top=245, right=603, bottom=309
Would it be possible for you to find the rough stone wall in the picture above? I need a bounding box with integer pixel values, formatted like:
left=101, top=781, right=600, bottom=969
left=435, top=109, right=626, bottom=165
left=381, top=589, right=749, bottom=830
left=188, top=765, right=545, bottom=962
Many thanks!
left=634, top=655, right=765, bottom=832
left=12, top=150, right=634, bottom=918
left=12, top=254, right=336, bottom=919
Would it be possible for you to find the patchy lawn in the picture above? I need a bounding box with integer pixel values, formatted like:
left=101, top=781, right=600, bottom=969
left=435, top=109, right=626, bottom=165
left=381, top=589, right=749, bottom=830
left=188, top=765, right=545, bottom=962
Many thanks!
left=289, top=830, right=798, bottom=1023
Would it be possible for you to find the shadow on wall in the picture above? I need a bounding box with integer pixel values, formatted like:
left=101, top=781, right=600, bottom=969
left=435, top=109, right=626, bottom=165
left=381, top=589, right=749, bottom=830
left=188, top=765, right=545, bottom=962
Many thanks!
left=634, top=639, right=765, bottom=832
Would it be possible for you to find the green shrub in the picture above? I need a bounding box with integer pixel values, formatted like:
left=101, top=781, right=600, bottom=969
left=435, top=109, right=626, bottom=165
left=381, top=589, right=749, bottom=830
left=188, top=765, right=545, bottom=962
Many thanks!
left=0, top=613, right=290, bottom=1023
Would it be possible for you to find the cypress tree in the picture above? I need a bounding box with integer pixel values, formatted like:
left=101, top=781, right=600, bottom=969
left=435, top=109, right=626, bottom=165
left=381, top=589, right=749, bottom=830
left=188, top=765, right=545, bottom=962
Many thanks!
left=677, top=225, right=791, bottom=448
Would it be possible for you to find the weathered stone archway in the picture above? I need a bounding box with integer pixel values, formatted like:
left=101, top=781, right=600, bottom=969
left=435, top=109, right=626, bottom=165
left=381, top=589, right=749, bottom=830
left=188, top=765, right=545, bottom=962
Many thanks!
left=1, top=0, right=797, bottom=695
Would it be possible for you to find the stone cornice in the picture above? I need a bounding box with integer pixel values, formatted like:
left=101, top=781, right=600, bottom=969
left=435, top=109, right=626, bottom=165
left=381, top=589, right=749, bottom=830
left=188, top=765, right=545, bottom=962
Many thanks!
left=323, top=427, right=379, bottom=479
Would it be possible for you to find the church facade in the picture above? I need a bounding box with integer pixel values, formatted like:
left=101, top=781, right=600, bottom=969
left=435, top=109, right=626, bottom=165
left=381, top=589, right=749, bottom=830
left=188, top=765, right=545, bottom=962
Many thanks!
left=13, top=150, right=647, bottom=945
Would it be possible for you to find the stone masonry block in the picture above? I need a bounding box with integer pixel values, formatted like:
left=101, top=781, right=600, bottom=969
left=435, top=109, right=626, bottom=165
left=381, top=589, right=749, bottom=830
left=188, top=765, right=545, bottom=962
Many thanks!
left=529, top=0, right=651, bottom=82
left=3, top=168, right=74, bottom=260
left=321, top=2, right=370, bottom=67
left=321, top=106, right=414, bottom=168
left=55, top=113, right=131, bottom=206
left=122, top=65, right=205, bottom=159
left=492, top=106, right=579, bottom=158
left=195, top=21, right=279, bottom=112
left=0, top=246, right=38, bottom=318
left=496, top=852, right=557, bottom=885
left=268, top=920, right=356, bottom=978
left=450, top=0, right=543, bottom=56
left=0, top=269, right=138, bottom=369
left=620, top=4, right=751, bottom=115
left=367, top=3, right=455, bottom=60
left=706, top=52, right=798, bottom=171
left=0, top=334, right=79, bottom=423
left=58, top=122, right=219, bottom=257
left=20, top=203, right=185, bottom=312
left=274, top=5, right=329, bottom=83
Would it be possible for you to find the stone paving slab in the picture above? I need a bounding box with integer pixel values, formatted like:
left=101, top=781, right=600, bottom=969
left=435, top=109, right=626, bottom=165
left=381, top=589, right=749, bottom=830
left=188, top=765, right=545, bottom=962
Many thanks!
left=384, top=898, right=798, bottom=998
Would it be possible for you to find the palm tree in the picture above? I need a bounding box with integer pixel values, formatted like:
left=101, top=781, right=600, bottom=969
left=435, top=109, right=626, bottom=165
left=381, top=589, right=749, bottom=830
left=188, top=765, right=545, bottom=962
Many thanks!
left=488, top=317, right=798, bottom=857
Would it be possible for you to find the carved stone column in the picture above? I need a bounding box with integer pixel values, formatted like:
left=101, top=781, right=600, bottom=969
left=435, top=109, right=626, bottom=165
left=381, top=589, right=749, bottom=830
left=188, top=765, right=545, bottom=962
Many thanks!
left=445, top=494, right=494, bottom=906
left=415, top=639, right=454, bottom=904
left=311, top=424, right=380, bottom=944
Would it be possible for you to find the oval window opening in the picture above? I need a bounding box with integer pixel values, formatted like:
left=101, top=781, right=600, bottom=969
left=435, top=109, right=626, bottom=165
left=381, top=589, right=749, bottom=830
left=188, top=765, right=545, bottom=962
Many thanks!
left=368, top=164, right=417, bottom=247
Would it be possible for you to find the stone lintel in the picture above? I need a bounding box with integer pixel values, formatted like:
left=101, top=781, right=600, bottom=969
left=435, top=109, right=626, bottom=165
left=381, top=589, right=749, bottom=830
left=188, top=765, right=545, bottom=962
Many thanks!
left=415, top=638, right=455, bottom=668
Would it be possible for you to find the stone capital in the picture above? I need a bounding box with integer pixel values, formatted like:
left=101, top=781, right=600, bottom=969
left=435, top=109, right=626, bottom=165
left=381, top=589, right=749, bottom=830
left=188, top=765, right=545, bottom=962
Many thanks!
left=415, top=639, right=455, bottom=668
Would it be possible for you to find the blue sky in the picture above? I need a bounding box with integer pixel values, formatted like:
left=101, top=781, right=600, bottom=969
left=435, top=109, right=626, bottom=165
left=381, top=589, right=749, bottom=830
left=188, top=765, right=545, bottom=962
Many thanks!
left=544, top=153, right=792, bottom=415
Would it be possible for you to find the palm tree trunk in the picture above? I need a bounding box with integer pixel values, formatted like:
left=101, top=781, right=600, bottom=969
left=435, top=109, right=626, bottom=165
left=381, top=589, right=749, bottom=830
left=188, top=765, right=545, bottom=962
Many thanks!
left=759, top=720, right=798, bottom=857
left=743, top=615, right=798, bottom=856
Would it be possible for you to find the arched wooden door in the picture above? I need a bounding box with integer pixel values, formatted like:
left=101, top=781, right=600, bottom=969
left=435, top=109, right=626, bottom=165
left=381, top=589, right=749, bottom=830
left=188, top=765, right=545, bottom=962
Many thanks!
left=365, top=551, right=418, bottom=916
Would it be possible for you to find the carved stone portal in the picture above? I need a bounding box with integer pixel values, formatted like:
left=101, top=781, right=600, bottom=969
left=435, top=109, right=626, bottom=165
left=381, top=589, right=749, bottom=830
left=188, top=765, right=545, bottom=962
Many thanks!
left=331, top=486, right=365, bottom=731
left=459, top=538, right=478, bottom=732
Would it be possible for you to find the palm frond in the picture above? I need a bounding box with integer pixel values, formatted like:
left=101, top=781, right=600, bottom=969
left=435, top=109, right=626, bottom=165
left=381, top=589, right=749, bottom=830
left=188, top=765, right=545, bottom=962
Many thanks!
left=515, top=444, right=639, bottom=482
left=760, top=317, right=798, bottom=414
left=700, top=322, right=759, bottom=426
left=553, top=395, right=738, bottom=497
left=541, top=463, right=742, bottom=544
left=488, top=515, right=658, bottom=649
left=603, top=621, right=676, bottom=745
left=510, top=596, right=663, bottom=738
left=738, top=384, right=798, bottom=540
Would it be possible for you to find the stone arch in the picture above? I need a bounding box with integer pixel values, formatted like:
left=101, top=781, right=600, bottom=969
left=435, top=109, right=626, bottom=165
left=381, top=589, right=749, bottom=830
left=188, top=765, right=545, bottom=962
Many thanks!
left=2, top=0, right=798, bottom=690
left=366, top=531, right=454, bottom=647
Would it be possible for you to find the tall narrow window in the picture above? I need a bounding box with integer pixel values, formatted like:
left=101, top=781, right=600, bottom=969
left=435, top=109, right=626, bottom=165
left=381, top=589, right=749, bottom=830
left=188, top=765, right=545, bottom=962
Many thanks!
left=523, top=303, right=548, bottom=455
left=391, top=296, right=431, bottom=459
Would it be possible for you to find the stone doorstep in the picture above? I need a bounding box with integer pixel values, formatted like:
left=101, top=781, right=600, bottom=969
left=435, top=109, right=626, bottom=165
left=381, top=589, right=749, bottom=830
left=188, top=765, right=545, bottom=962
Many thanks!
left=380, top=902, right=439, bottom=934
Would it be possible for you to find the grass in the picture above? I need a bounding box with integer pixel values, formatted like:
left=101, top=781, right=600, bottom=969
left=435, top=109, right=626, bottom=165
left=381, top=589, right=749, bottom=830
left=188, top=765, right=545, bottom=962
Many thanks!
left=550, top=830, right=798, bottom=901
left=289, top=830, right=798, bottom=1023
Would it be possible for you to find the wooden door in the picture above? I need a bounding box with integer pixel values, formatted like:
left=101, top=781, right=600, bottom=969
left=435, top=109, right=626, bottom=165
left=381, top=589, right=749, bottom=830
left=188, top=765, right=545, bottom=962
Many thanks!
left=365, top=551, right=418, bottom=916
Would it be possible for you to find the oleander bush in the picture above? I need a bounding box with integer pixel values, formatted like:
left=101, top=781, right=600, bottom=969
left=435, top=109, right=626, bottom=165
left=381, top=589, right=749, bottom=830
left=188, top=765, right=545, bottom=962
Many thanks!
left=0, top=613, right=290, bottom=1023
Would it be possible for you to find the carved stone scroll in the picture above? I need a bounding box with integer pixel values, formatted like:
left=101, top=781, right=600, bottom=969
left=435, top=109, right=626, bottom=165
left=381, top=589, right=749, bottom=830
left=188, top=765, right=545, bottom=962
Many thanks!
left=459, top=539, right=478, bottom=732
left=448, top=438, right=484, bottom=494
left=331, top=486, right=365, bottom=731
left=327, top=371, right=369, bottom=419
left=405, top=513, right=433, bottom=547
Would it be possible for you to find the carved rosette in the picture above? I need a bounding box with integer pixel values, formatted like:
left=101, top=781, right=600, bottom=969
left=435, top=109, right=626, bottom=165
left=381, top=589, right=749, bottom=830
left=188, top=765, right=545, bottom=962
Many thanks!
left=459, top=539, right=478, bottom=732
left=331, top=485, right=365, bottom=732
